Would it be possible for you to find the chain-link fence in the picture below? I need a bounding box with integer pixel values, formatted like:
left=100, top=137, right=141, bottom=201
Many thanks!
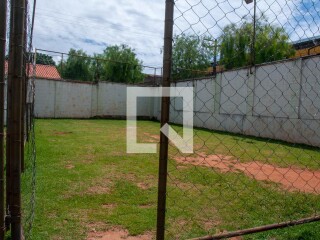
left=158, top=0, right=320, bottom=239
left=21, top=0, right=37, bottom=238
left=34, top=49, right=163, bottom=85
left=2, top=0, right=37, bottom=238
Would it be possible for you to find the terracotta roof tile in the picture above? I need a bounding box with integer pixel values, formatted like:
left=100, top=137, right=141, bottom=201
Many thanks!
left=4, top=60, right=61, bottom=79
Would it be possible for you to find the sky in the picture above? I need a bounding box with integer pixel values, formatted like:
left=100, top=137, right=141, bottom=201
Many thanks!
left=32, top=0, right=320, bottom=69
left=33, top=0, right=166, bottom=69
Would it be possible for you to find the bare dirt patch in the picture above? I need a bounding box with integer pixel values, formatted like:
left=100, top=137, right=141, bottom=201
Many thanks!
left=102, top=203, right=117, bottom=209
left=82, top=178, right=114, bottom=195
left=87, top=227, right=153, bottom=240
left=174, top=153, right=320, bottom=194
left=119, top=173, right=136, bottom=182
left=81, top=153, right=96, bottom=164
left=143, top=132, right=160, bottom=143
left=81, top=156, right=95, bottom=164
left=110, top=151, right=125, bottom=157
left=200, top=208, right=220, bottom=232
left=117, top=173, right=156, bottom=190
left=137, top=182, right=152, bottom=190
left=139, top=204, right=153, bottom=209
left=65, top=164, right=75, bottom=169
left=176, top=164, right=189, bottom=170
left=52, top=236, right=64, bottom=240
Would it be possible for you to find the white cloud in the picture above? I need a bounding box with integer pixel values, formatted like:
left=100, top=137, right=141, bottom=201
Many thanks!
left=32, top=0, right=320, bottom=70
left=33, top=0, right=165, bottom=68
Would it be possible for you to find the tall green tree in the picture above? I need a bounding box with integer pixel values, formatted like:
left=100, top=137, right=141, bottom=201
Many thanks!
left=219, top=18, right=295, bottom=70
left=98, top=44, right=144, bottom=83
left=59, top=49, right=93, bottom=81
left=172, top=34, right=212, bottom=80
left=6, top=52, right=56, bottom=65
left=35, top=53, right=56, bottom=65
left=90, top=53, right=104, bottom=82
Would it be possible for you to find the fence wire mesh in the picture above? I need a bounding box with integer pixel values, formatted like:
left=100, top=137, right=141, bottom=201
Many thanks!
left=21, top=88, right=36, bottom=240
left=161, top=0, right=320, bottom=239
left=21, top=0, right=37, bottom=238
left=34, top=49, right=162, bottom=85
left=3, top=0, right=37, bottom=238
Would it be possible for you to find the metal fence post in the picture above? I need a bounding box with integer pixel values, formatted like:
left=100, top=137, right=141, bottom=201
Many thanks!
left=30, top=49, right=37, bottom=132
left=6, top=0, right=14, bottom=231
left=156, top=0, right=174, bottom=239
left=61, top=53, right=64, bottom=76
left=7, top=0, right=26, bottom=238
left=250, top=0, right=257, bottom=71
left=0, top=0, right=8, bottom=238
left=21, top=0, right=28, bottom=173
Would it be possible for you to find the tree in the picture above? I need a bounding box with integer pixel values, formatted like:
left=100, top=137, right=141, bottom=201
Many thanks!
left=57, top=45, right=144, bottom=82
left=35, top=53, right=56, bottom=65
left=90, top=53, right=104, bottom=82
left=6, top=52, right=56, bottom=65
left=97, top=44, right=144, bottom=83
left=219, top=17, right=295, bottom=70
left=59, top=49, right=93, bottom=81
left=172, top=34, right=212, bottom=80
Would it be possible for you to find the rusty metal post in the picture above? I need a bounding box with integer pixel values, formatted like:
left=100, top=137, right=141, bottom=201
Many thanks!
left=21, top=0, right=28, bottom=173
left=7, top=0, right=26, bottom=238
left=6, top=0, right=14, bottom=231
left=0, top=0, right=8, bottom=238
left=156, top=0, right=174, bottom=239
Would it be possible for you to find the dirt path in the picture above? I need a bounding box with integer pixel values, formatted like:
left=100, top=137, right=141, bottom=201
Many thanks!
left=174, top=153, right=320, bottom=194
left=87, top=227, right=153, bottom=240
left=143, top=132, right=160, bottom=143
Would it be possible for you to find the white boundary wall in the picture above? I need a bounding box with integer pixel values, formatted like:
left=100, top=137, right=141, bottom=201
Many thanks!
left=34, top=80, right=154, bottom=119
left=34, top=55, right=320, bottom=147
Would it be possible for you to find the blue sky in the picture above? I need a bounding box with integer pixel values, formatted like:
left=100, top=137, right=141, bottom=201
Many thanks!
left=32, top=0, right=320, bottom=68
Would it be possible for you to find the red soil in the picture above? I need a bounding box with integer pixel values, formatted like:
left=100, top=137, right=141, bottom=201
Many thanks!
left=174, top=153, right=320, bottom=194
left=143, top=132, right=160, bottom=142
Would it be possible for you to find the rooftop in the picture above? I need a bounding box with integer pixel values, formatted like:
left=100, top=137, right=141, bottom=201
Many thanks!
left=292, top=35, right=320, bottom=50
left=5, top=61, right=61, bottom=80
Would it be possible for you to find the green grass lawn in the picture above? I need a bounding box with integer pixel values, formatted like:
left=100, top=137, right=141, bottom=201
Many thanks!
left=24, top=119, right=320, bottom=239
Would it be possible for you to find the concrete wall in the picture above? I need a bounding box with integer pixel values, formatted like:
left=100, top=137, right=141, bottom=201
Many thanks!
left=34, top=80, right=153, bottom=119
left=34, top=55, right=320, bottom=147
left=154, top=55, right=320, bottom=147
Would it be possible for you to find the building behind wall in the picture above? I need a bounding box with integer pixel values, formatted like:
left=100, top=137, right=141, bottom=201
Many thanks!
left=293, top=35, right=320, bottom=58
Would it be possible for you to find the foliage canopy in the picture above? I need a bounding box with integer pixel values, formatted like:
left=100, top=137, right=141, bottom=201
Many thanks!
left=172, top=34, right=212, bottom=80
left=59, top=45, right=144, bottom=83
left=219, top=18, right=295, bottom=70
